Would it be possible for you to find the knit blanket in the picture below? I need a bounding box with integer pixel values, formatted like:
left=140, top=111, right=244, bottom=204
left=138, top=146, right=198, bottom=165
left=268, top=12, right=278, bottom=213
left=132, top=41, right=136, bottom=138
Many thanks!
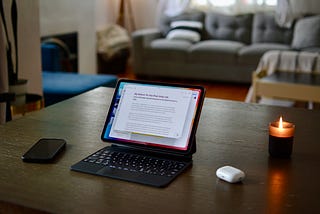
left=256, top=50, right=320, bottom=78
left=96, top=24, right=130, bottom=60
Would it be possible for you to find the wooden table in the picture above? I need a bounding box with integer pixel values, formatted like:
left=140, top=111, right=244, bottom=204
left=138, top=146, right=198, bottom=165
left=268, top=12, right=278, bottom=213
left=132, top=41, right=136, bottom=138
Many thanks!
left=1, top=87, right=320, bottom=213
left=252, top=72, right=320, bottom=106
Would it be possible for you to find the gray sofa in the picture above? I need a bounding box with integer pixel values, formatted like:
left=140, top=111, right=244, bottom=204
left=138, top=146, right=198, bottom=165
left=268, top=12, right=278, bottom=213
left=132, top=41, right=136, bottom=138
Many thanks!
left=132, top=11, right=320, bottom=83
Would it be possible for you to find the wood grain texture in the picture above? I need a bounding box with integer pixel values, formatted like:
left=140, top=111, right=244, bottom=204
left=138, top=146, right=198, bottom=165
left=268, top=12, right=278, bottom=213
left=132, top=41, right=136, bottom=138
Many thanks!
left=1, top=87, right=320, bottom=213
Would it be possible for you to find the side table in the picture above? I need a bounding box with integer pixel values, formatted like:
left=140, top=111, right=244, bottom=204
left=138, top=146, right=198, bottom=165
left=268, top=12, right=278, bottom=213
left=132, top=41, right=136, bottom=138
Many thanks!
left=11, top=94, right=44, bottom=119
left=252, top=71, right=320, bottom=109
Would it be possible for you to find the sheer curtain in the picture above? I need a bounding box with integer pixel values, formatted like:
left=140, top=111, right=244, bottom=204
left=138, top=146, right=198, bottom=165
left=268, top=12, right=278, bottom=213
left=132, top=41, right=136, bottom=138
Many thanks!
left=275, top=0, right=294, bottom=28
left=157, top=0, right=192, bottom=17
left=275, top=0, right=320, bottom=28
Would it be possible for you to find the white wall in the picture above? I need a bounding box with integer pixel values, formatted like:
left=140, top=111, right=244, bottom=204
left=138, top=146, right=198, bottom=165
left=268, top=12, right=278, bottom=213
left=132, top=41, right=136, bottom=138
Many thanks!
left=132, top=0, right=158, bottom=29
left=39, top=0, right=158, bottom=74
left=4, top=0, right=149, bottom=95
left=18, top=1, right=42, bottom=95
left=40, top=0, right=96, bottom=74
left=291, top=0, right=320, bottom=15
left=96, top=0, right=117, bottom=31
left=113, top=0, right=158, bottom=31
left=3, top=0, right=151, bottom=99
left=78, top=1, right=96, bottom=75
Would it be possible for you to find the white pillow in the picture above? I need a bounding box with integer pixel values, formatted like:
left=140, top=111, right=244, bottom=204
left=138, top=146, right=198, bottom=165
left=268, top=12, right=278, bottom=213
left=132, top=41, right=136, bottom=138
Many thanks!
left=166, top=20, right=203, bottom=43
left=170, top=20, right=203, bottom=29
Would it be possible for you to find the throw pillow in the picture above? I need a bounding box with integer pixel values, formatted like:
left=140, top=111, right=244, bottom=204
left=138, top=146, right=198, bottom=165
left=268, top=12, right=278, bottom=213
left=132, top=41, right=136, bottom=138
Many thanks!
left=292, top=15, right=320, bottom=50
left=166, top=20, right=203, bottom=43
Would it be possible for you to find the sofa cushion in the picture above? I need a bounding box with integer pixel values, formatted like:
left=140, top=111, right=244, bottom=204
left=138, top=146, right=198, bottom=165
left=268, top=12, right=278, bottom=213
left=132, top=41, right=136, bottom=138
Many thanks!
left=151, top=38, right=192, bottom=50
left=166, top=29, right=201, bottom=42
left=252, top=13, right=293, bottom=44
left=300, top=47, right=320, bottom=53
left=188, top=40, right=245, bottom=63
left=166, top=20, right=203, bottom=42
left=238, top=43, right=291, bottom=65
left=158, top=10, right=205, bottom=36
left=144, top=39, right=191, bottom=61
left=292, top=15, right=320, bottom=50
left=205, top=12, right=253, bottom=44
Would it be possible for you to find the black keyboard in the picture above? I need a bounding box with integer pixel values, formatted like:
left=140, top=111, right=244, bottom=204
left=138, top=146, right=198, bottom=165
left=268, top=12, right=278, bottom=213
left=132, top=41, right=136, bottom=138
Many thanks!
left=83, top=147, right=187, bottom=177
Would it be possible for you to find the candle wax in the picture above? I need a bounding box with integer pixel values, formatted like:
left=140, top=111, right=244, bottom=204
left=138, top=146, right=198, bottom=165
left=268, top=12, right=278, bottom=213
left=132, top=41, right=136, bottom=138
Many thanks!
left=269, top=121, right=295, bottom=138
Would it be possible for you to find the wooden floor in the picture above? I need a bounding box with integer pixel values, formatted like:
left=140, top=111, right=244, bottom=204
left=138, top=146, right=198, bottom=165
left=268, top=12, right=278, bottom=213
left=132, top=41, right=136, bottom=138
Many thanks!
left=117, top=66, right=250, bottom=102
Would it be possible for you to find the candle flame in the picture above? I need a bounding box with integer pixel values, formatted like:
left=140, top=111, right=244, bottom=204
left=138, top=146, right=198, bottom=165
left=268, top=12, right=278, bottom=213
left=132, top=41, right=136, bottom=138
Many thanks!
left=279, top=116, right=283, bottom=129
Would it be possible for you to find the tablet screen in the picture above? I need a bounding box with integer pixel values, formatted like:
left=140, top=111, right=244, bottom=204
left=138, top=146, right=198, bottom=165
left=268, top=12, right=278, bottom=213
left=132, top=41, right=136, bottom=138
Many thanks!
left=101, top=79, right=205, bottom=154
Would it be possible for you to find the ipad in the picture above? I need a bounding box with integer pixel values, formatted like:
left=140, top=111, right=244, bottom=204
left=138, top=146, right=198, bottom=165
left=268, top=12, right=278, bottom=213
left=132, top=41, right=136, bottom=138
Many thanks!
left=101, top=79, right=206, bottom=156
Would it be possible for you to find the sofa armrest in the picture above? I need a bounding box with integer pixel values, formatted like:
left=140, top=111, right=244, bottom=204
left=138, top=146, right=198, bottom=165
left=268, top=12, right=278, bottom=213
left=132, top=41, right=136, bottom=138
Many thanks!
left=132, top=28, right=162, bottom=47
left=131, top=29, right=163, bottom=74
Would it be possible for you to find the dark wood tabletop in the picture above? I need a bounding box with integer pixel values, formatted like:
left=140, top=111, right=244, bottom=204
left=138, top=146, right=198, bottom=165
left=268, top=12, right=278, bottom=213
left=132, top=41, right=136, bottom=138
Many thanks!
left=1, top=87, right=320, bottom=213
left=262, top=72, right=320, bottom=86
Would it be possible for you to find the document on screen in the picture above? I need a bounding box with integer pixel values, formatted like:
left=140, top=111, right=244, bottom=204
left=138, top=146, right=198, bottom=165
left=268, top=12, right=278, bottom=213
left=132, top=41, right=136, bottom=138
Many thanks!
left=112, top=84, right=192, bottom=139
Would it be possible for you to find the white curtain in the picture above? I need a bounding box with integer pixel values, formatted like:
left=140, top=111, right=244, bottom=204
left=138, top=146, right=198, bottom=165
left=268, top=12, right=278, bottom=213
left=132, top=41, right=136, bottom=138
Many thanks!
left=275, top=0, right=295, bottom=28
left=275, top=0, right=320, bottom=28
left=156, top=0, right=191, bottom=18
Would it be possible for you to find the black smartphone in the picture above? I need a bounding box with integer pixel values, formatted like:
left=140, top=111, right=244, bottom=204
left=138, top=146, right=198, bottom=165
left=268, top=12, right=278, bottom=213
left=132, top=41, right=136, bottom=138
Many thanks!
left=22, top=138, right=66, bottom=163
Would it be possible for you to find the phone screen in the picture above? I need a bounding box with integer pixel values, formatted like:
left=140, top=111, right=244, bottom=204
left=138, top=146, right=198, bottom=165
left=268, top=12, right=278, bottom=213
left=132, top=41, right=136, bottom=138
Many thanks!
left=22, top=138, right=66, bottom=162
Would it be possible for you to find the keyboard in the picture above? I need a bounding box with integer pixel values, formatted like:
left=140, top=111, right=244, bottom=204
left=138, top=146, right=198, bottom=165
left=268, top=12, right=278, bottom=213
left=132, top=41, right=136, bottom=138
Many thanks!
left=83, top=147, right=187, bottom=177
left=71, top=146, right=192, bottom=187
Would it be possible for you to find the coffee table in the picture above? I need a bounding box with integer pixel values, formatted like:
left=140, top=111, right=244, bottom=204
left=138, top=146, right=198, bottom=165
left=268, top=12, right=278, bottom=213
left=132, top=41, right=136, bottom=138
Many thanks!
left=1, top=87, right=320, bottom=213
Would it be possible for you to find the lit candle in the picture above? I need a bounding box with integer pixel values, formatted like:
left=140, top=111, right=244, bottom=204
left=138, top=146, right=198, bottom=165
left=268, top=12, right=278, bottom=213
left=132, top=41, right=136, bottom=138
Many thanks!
left=269, top=116, right=295, bottom=158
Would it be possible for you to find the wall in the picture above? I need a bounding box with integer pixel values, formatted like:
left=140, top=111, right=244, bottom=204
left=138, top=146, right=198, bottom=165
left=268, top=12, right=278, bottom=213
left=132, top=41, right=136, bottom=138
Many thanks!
left=18, top=1, right=42, bottom=95
left=96, top=0, right=159, bottom=32
left=39, top=0, right=158, bottom=74
left=40, top=0, right=96, bottom=74
left=120, top=0, right=158, bottom=31
left=291, top=0, right=320, bottom=15
left=96, top=0, right=116, bottom=31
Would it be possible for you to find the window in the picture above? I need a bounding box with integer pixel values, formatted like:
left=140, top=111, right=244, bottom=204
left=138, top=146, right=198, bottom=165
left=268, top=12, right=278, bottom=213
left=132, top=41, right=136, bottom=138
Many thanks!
left=193, top=0, right=277, bottom=7
left=191, top=0, right=277, bottom=13
left=208, top=0, right=236, bottom=7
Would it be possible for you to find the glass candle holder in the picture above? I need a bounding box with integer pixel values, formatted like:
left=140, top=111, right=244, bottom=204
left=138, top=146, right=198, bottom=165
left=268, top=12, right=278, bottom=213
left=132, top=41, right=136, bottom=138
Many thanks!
left=269, top=117, right=295, bottom=158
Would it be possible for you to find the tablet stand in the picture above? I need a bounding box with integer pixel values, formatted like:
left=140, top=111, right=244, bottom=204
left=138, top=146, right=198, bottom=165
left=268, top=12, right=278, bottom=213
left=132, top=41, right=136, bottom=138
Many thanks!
left=184, top=135, right=196, bottom=160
